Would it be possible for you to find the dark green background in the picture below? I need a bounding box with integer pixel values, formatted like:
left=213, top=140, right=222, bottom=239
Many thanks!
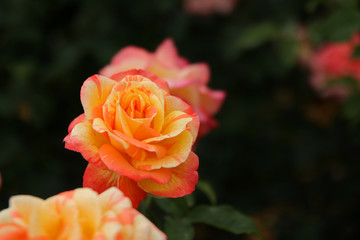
left=1, top=0, right=360, bottom=239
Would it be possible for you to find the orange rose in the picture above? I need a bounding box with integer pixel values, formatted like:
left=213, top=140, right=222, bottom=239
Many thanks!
left=0, top=187, right=166, bottom=240
left=100, top=39, right=225, bottom=137
left=64, top=69, right=199, bottom=207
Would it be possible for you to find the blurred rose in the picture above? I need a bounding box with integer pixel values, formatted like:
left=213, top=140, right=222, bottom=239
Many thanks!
left=64, top=69, right=199, bottom=207
left=309, top=34, right=360, bottom=98
left=184, top=0, right=239, bottom=15
left=100, top=39, right=225, bottom=137
left=0, top=187, right=166, bottom=240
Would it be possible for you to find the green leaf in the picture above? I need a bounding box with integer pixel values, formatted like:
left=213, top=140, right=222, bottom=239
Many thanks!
left=196, top=180, right=217, bottom=205
left=164, top=217, right=194, bottom=240
left=190, top=205, right=262, bottom=239
left=154, top=197, right=189, bottom=217
left=235, top=22, right=278, bottom=51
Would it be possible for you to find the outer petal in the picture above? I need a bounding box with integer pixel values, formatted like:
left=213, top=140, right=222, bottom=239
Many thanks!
left=9, top=196, right=43, bottom=225
left=0, top=223, right=27, bottom=240
left=80, top=75, right=116, bottom=120
left=67, top=114, right=86, bottom=134
left=28, top=196, right=81, bottom=240
left=199, top=86, right=226, bottom=115
left=164, top=95, right=199, bottom=142
left=83, top=164, right=147, bottom=208
left=99, top=144, right=173, bottom=184
left=131, top=214, right=167, bottom=240
left=99, top=46, right=150, bottom=77
left=178, top=63, right=210, bottom=85
left=64, top=120, right=109, bottom=169
left=137, top=152, right=199, bottom=197
left=98, top=187, right=132, bottom=212
left=154, top=38, right=185, bottom=69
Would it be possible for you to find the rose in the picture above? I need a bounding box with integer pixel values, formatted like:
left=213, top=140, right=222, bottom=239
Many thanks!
left=100, top=38, right=225, bottom=137
left=64, top=69, right=199, bottom=207
left=0, top=187, right=166, bottom=240
left=183, top=0, right=239, bottom=15
left=309, top=33, right=360, bottom=98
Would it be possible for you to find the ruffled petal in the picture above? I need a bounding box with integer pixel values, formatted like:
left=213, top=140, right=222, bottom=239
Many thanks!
left=143, top=110, right=193, bottom=144
left=154, top=38, right=184, bottom=69
left=0, top=223, right=27, bottom=240
left=80, top=75, right=116, bottom=120
left=99, top=144, right=173, bottom=184
left=83, top=164, right=147, bottom=208
left=138, top=152, right=199, bottom=197
left=99, top=46, right=150, bottom=77
left=164, top=95, right=199, bottom=142
left=199, top=86, right=226, bottom=116
left=110, top=69, right=170, bottom=93
left=132, top=131, right=193, bottom=171
left=64, top=120, right=109, bottom=169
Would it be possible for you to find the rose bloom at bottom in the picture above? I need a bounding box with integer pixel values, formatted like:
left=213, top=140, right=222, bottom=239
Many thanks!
left=0, top=187, right=166, bottom=240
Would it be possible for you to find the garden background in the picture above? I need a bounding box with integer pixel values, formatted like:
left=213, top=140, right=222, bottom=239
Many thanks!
left=1, top=0, right=360, bottom=239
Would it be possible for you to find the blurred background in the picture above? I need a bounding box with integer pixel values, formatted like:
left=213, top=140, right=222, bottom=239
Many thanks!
left=1, top=0, right=360, bottom=239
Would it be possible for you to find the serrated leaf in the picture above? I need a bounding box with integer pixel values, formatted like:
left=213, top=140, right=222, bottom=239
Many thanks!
left=190, top=205, right=262, bottom=239
left=164, top=217, right=194, bottom=240
left=196, top=180, right=217, bottom=205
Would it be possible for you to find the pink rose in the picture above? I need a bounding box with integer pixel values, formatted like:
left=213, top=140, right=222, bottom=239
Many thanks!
left=309, top=34, right=360, bottom=98
left=100, top=39, right=225, bottom=137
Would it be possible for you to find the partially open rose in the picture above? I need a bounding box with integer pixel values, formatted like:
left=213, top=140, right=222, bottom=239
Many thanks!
left=0, top=187, right=166, bottom=240
left=64, top=69, right=199, bottom=207
left=100, top=39, right=225, bottom=137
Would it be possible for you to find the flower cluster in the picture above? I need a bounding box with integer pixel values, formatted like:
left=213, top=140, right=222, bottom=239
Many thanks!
left=0, top=187, right=166, bottom=240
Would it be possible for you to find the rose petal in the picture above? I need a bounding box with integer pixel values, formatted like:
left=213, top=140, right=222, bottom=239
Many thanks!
left=65, top=120, right=109, bottom=169
left=199, top=86, right=226, bottom=115
left=99, top=144, right=173, bottom=184
left=83, top=164, right=147, bottom=208
left=143, top=110, right=193, bottom=144
left=110, top=69, right=170, bottom=93
left=81, top=75, right=116, bottom=120
left=99, top=46, right=150, bottom=77
left=178, top=62, right=210, bottom=85
left=154, top=38, right=185, bottom=69
left=138, top=152, right=199, bottom=197
left=67, top=114, right=86, bottom=134
left=0, top=223, right=27, bottom=240
left=132, top=131, right=193, bottom=171
left=165, top=95, right=199, bottom=142
left=93, top=118, right=166, bottom=158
